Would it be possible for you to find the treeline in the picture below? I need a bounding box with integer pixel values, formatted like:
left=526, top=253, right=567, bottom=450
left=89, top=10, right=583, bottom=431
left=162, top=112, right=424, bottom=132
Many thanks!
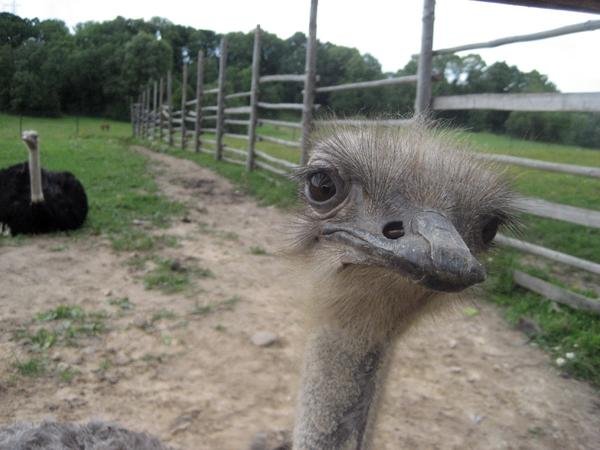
left=0, top=12, right=598, bottom=148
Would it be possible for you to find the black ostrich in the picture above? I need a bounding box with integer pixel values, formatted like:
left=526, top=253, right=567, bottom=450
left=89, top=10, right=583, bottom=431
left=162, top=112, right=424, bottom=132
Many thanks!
left=0, top=130, right=88, bottom=235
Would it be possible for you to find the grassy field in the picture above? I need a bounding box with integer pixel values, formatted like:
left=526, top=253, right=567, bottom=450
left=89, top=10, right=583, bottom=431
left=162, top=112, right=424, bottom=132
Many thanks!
left=1, top=113, right=599, bottom=387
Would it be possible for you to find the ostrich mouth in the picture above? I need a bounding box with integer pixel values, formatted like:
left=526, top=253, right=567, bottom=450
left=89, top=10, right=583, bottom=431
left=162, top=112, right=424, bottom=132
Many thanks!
left=321, top=212, right=485, bottom=293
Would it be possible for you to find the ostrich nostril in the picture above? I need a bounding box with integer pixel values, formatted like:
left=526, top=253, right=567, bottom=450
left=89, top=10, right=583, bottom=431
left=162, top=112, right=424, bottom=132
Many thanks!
left=382, top=221, right=404, bottom=240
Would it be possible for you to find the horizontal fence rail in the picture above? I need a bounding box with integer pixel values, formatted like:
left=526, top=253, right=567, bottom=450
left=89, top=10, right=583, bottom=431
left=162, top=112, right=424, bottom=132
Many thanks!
left=257, top=134, right=301, bottom=148
left=260, top=74, right=306, bottom=83
left=513, top=271, right=600, bottom=314
left=315, top=75, right=418, bottom=93
left=517, top=197, right=600, bottom=229
left=225, top=91, right=252, bottom=100
left=225, top=106, right=252, bottom=114
left=317, top=118, right=413, bottom=127
left=254, top=159, right=289, bottom=176
left=258, top=102, right=305, bottom=110
left=433, top=92, right=600, bottom=112
left=433, top=19, right=600, bottom=55
left=258, top=118, right=302, bottom=129
left=254, top=149, right=297, bottom=169
left=496, top=234, right=600, bottom=275
left=472, top=153, right=600, bottom=179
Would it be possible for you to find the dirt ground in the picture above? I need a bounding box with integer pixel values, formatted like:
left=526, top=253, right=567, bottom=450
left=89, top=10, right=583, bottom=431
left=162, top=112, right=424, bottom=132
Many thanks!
left=1, top=146, right=599, bottom=450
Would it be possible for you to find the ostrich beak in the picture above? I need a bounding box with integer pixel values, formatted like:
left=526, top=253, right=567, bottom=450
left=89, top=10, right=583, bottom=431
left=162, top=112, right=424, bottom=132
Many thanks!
left=322, top=211, right=485, bottom=292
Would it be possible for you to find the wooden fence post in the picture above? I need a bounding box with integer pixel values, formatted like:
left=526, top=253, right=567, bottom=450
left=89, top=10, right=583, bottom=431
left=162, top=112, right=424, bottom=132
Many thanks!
left=159, top=77, right=164, bottom=142
left=215, top=36, right=228, bottom=160
left=140, top=88, right=146, bottom=139
left=194, top=50, right=204, bottom=153
left=145, top=84, right=151, bottom=139
left=414, top=0, right=436, bottom=116
left=246, top=25, right=262, bottom=171
left=167, top=70, right=174, bottom=146
left=181, top=63, right=188, bottom=150
left=130, top=99, right=135, bottom=137
left=300, top=0, right=318, bottom=166
left=152, top=80, right=158, bottom=140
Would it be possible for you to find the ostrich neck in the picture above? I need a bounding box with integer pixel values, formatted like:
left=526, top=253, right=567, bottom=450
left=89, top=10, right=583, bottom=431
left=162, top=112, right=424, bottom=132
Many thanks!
left=28, top=148, right=44, bottom=203
left=292, top=325, right=393, bottom=450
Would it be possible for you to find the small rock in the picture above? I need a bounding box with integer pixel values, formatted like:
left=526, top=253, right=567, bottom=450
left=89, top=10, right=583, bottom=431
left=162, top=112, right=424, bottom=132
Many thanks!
left=170, top=260, right=185, bottom=272
left=248, top=430, right=291, bottom=450
left=104, top=289, right=113, bottom=297
left=182, top=216, right=192, bottom=223
left=448, top=366, right=462, bottom=374
left=565, top=352, right=575, bottom=360
left=56, top=362, right=70, bottom=372
left=555, top=357, right=566, bottom=367
left=251, top=331, right=279, bottom=347
left=468, top=413, right=484, bottom=425
left=114, top=353, right=130, bottom=366
left=448, top=339, right=457, bottom=349
left=467, top=372, right=481, bottom=383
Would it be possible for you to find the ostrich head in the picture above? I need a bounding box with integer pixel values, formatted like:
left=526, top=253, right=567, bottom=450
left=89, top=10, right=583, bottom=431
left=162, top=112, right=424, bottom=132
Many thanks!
left=21, top=130, right=39, bottom=152
left=291, top=122, right=516, bottom=343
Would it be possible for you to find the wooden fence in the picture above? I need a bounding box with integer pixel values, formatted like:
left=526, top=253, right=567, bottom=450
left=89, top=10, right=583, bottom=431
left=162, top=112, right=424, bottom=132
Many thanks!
left=131, top=0, right=600, bottom=314
left=420, top=0, right=600, bottom=313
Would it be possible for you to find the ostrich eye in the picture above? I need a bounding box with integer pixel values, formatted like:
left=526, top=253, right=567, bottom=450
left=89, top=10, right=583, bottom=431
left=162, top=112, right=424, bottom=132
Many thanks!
left=482, top=217, right=500, bottom=245
left=307, top=171, right=336, bottom=203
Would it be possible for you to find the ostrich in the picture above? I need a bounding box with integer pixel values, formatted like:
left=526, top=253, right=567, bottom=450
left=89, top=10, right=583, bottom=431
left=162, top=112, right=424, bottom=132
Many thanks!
left=288, top=121, right=515, bottom=449
left=0, top=123, right=515, bottom=449
left=0, top=130, right=88, bottom=235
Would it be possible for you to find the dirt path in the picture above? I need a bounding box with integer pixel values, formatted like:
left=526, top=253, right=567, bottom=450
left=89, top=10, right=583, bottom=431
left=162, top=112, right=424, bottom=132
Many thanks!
left=1, top=146, right=599, bottom=450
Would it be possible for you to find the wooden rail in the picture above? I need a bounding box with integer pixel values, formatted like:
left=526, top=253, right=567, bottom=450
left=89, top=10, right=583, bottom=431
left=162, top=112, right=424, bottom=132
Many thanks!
left=225, top=119, right=250, bottom=126
left=472, top=153, right=600, bottom=179
left=315, top=75, right=418, bottom=93
left=258, top=102, right=304, bottom=110
left=257, top=134, right=301, bottom=148
left=255, top=149, right=297, bottom=169
left=496, top=234, right=600, bottom=275
left=433, top=92, right=600, bottom=112
left=223, top=145, right=247, bottom=157
left=255, top=159, right=289, bottom=176
left=317, top=118, right=413, bottom=127
left=226, top=91, right=252, bottom=100
left=513, top=271, right=600, bottom=315
left=517, top=197, right=600, bottom=229
left=258, top=118, right=302, bottom=129
left=260, top=74, right=306, bottom=83
left=225, top=106, right=252, bottom=114
left=224, top=132, right=249, bottom=140
left=433, top=20, right=600, bottom=55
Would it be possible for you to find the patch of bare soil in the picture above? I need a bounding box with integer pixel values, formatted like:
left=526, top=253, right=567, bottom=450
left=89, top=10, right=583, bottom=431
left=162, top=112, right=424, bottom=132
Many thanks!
left=1, top=146, right=599, bottom=449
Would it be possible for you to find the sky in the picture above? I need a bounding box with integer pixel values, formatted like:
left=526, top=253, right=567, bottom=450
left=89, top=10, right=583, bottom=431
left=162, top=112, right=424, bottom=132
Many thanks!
left=3, top=0, right=599, bottom=92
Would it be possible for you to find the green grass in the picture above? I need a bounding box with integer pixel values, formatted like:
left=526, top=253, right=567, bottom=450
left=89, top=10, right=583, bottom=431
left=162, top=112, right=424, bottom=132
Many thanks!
left=14, top=304, right=108, bottom=350
left=142, top=257, right=213, bottom=294
left=14, top=356, right=47, bottom=377
left=0, top=113, right=184, bottom=250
